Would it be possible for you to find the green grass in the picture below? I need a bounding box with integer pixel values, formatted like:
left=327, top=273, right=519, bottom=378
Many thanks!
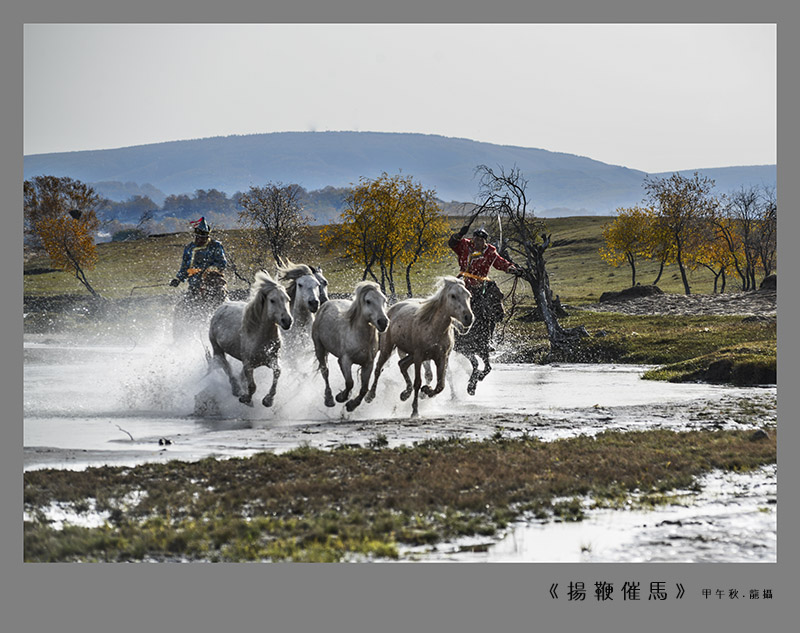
left=24, top=428, right=776, bottom=562
left=642, top=341, right=777, bottom=385
left=23, top=217, right=723, bottom=301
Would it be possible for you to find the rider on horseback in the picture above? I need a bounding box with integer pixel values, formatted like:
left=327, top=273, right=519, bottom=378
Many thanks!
left=169, top=217, right=228, bottom=293
left=170, top=217, right=229, bottom=341
left=448, top=223, right=522, bottom=315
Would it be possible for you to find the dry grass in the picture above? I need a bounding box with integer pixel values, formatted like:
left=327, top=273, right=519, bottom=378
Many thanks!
left=24, top=429, right=775, bottom=562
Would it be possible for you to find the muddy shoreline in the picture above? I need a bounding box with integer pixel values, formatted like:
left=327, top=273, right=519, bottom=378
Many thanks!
left=25, top=388, right=776, bottom=472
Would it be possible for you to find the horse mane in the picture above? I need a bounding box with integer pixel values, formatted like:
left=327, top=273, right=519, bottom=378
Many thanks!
left=276, top=259, right=314, bottom=304
left=416, top=276, right=464, bottom=325
left=243, top=270, right=285, bottom=332
left=346, top=281, right=380, bottom=325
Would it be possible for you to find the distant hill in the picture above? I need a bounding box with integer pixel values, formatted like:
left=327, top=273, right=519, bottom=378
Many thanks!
left=23, top=131, right=775, bottom=216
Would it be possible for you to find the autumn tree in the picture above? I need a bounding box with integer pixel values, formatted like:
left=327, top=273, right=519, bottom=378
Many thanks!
left=643, top=172, right=719, bottom=295
left=323, top=173, right=450, bottom=298
left=24, top=176, right=103, bottom=297
left=237, top=183, right=311, bottom=267
left=599, top=206, right=654, bottom=287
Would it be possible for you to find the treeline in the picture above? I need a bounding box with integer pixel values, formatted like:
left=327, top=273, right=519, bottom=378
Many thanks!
left=99, top=185, right=474, bottom=242
left=97, top=185, right=354, bottom=241
left=600, top=173, right=776, bottom=294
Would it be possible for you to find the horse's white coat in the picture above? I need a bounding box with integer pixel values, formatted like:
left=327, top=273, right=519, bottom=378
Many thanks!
left=311, top=281, right=389, bottom=412
left=367, top=277, right=473, bottom=417
left=277, top=261, right=329, bottom=358
left=208, top=270, right=292, bottom=407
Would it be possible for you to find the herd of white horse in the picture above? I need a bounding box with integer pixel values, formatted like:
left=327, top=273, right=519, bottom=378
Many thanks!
left=204, top=261, right=481, bottom=418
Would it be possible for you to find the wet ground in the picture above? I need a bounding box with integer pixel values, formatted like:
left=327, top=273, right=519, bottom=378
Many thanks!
left=23, top=332, right=777, bottom=562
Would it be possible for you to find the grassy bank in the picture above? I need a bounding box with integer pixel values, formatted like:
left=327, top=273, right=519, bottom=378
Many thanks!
left=24, top=428, right=775, bottom=562
left=23, top=217, right=725, bottom=301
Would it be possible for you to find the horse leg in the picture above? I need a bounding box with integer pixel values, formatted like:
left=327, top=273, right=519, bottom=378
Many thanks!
left=476, top=350, right=492, bottom=383
left=397, top=355, right=414, bottom=401
left=466, top=352, right=480, bottom=396
left=210, top=339, right=242, bottom=398
left=346, top=361, right=373, bottom=412
left=335, top=356, right=354, bottom=403
left=423, top=360, right=433, bottom=385
left=315, top=346, right=335, bottom=408
left=262, top=361, right=280, bottom=407
left=410, top=358, right=424, bottom=418
left=238, top=362, right=256, bottom=406
left=365, top=340, right=393, bottom=403
left=421, top=353, right=448, bottom=399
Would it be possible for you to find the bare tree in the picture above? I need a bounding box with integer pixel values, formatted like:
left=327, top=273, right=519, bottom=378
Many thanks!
left=238, top=183, right=311, bottom=265
left=756, top=185, right=777, bottom=280
left=474, top=165, right=588, bottom=354
left=713, top=185, right=775, bottom=291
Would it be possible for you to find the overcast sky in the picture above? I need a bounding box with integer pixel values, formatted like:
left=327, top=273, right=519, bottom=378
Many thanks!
left=24, top=23, right=776, bottom=173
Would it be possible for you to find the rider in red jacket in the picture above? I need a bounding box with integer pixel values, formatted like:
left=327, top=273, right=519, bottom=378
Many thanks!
left=448, top=225, right=521, bottom=295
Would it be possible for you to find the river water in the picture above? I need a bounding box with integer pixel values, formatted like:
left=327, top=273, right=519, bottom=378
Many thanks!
left=23, top=332, right=777, bottom=562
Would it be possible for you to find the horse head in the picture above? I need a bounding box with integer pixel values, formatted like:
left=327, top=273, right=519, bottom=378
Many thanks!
left=354, top=281, right=389, bottom=332
left=311, top=266, right=330, bottom=305
left=278, top=261, right=323, bottom=314
left=246, top=270, right=293, bottom=332
left=441, top=277, right=474, bottom=329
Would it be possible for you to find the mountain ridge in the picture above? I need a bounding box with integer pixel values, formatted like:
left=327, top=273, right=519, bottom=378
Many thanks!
left=24, top=131, right=775, bottom=215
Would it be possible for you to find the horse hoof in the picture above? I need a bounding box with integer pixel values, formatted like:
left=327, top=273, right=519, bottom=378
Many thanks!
left=364, top=392, right=375, bottom=403
left=421, top=386, right=436, bottom=398
left=400, top=390, right=411, bottom=401
left=410, top=410, right=419, bottom=419
left=345, top=400, right=360, bottom=412
left=324, top=397, right=335, bottom=407
left=467, top=385, right=477, bottom=396
left=335, top=393, right=348, bottom=403
left=261, top=397, right=273, bottom=407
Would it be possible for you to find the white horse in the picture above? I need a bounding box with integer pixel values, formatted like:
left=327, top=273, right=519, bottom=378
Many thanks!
left=208, top=270, right=292, bottom=407
left=366, top=277, right=473, bottom=417
left=311, top=281, right=389, bottom=412
left=276, top=260, right=329, bottom=354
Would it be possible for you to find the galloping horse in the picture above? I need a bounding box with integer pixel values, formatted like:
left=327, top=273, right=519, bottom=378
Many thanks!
left=453, top=280, right=505, bottom=395
left=366, top=277, right=473, bottom=418
left=208, top=270, right=292, bottom=407
left=276, top=260, right=329, bottom=353
left=172, top=270, right=228, bottom=342
left=311, top=281, right=389, bottom=412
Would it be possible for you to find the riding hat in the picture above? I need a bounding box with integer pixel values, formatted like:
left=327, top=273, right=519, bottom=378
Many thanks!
left=191, top=217, right=211, bottom=234
left=473, top=227, right=489, bottom=240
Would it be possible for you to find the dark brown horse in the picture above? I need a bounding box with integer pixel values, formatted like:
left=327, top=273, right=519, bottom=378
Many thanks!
left=172, top=270, right=228, bottom=342
left=453, top=280, right=505, bottom=395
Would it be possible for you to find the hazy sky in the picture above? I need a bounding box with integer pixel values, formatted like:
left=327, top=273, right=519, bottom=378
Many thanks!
left=24, top=23, right=776, bottom=173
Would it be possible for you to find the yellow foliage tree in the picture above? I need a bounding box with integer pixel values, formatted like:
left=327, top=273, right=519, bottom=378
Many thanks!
left=643, top=172, right=720, bottom=294
left=322, top=173, right=450, bottom=297
left=694, top=219, right=737, bottom=293
left=24, top=176, right=103, bottom=297
left=599, top=206, right=654, bottom=287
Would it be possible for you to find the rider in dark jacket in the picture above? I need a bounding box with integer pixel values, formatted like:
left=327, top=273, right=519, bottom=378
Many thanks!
left=170, top=217, right=228, bottom=291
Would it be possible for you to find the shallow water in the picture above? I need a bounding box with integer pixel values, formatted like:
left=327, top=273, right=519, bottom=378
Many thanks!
left=404, top=465, right=777, bottom=563
left=23, top=332, right=777, bottom=562
left=23, top=333, right=775, bottom=469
